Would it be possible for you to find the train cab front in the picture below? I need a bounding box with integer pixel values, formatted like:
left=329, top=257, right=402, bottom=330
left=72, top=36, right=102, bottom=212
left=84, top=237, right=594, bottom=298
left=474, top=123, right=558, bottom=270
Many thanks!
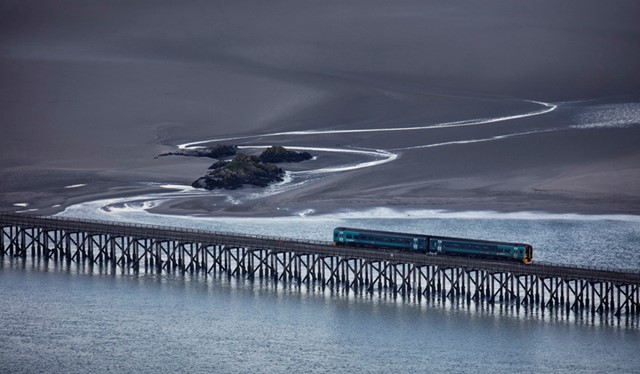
left=523, top=245, right=533, bottom=264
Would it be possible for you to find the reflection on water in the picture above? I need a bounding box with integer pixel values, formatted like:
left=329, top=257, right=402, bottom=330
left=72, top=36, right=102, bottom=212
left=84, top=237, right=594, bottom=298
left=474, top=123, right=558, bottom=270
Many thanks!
left=1, top=255, right=639, bottom=373
left=2, top=255, right=637, bottom=330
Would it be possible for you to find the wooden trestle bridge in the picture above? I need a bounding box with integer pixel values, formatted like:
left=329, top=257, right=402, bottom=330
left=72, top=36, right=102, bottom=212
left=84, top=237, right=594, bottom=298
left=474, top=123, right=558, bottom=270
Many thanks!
left=1, top=213, right=639, bottom=318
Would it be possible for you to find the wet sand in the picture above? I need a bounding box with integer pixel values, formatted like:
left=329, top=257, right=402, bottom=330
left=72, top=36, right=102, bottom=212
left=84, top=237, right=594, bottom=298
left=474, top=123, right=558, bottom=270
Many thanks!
left=1, top=1, right=639, bottom=217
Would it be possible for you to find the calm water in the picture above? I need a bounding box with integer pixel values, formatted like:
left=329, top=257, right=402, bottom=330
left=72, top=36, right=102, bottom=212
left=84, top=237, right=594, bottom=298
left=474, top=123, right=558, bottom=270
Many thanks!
left=1, top=258, right=639, bottom=373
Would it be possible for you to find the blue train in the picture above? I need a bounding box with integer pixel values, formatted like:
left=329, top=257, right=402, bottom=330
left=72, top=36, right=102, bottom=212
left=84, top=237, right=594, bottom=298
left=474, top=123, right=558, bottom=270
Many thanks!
left=333, top=227, right=533, bottom=264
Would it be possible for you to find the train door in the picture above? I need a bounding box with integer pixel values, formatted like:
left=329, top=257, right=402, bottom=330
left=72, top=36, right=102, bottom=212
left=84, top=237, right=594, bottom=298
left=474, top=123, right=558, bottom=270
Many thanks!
left=428, top=239, right=442, bottom=253
left=335, top=230, right=345, bottom=244
left=432, top=239, right=443, bottom=252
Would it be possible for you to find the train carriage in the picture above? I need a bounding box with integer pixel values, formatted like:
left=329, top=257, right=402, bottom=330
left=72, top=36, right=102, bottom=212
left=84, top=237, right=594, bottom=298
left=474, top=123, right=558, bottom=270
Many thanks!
left=429, top=236, right=532, bottom=264
left=333, top=227, right=428, bottom=251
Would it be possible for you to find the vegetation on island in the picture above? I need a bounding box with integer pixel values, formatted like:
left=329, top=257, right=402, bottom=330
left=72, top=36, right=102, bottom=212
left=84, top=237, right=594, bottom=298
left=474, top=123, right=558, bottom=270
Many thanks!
left=192, top=154, right=284, bottom=190
left=259, top=145, right=313, bottom=163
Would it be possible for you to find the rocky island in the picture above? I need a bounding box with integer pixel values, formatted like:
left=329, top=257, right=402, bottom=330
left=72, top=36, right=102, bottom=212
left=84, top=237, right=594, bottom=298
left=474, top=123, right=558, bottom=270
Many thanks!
left=183, top=145, right=313, bottom=190
left=192, top=154, right=284, bottom=190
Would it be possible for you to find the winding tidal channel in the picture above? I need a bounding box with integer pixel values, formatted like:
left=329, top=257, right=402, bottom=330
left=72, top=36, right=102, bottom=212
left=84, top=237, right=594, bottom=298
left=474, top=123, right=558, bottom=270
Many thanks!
left=60, top=99, right=560, bottom=217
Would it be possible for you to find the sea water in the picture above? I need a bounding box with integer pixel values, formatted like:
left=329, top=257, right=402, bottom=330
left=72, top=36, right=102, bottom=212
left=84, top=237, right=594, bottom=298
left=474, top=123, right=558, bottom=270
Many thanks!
left=1, top=258, right=639, bottom=373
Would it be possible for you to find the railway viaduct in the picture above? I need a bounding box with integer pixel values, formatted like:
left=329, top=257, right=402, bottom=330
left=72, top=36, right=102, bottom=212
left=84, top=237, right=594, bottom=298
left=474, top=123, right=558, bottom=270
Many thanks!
left=1, top=213, right=639, bottom=320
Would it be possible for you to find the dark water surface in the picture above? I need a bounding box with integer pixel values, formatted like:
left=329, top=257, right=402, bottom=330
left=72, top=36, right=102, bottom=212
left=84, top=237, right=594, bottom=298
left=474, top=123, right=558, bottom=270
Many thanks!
left=1, top=257, right=638, bottom=373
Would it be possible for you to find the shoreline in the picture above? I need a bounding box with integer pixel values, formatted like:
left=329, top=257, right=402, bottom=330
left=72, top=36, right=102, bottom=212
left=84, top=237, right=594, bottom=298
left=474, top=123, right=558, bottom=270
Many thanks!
left=3, top=177, right=639, bottom=220
left=20, top=180, right=637, bottom=221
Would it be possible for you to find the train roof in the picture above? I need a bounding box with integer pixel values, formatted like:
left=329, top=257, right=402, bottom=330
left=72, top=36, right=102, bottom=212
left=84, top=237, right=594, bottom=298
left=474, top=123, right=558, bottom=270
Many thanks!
left=334, top=227, right=531, bottom=247
left=429, top=235, right=531, bottom=247
left=334, top=227, right=428, bottom=239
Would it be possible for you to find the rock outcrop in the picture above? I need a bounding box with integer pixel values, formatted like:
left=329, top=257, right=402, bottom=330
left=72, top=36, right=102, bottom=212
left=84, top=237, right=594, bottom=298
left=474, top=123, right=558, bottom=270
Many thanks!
left=259, top=146, right=313, bottom=163
left=192, top=154, right=284, bottom=190
left=159, top=144, right=313, bottom=190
